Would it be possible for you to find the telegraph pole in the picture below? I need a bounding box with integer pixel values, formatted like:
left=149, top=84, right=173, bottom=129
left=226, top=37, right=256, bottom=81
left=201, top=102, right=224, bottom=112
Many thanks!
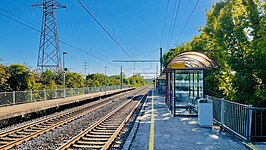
left=32, top=0, right=66, bottom=72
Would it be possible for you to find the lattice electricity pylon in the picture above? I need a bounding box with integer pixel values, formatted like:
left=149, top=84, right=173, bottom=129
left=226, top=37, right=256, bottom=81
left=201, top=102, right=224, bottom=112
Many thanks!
left=32, top=0, right=66, bottom=72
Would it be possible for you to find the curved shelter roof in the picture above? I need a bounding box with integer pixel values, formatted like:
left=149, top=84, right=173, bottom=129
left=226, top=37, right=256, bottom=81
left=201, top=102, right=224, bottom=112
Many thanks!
left=163, top=51, right=219, bottom=72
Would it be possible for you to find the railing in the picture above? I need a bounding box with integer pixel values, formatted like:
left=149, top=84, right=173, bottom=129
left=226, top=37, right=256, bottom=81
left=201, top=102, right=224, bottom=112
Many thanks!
left=207, top=96, right=252, bottom=142
left=0, top=86, right=128, bottom=107
left=251, top=107, right=266, bottom=141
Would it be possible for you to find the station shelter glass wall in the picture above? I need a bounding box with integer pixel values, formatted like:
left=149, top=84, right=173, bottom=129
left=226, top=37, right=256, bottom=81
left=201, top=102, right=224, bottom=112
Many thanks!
left=157, top=79, right=166, bottom=93
left=165, top=69, right=204, bottom=115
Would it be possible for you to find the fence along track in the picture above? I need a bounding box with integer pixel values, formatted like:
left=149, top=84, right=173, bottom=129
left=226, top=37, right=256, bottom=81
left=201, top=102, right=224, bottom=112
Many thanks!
left=0, top=88, right=140, bottom=150
left=57, top=87, right=150, bottom=150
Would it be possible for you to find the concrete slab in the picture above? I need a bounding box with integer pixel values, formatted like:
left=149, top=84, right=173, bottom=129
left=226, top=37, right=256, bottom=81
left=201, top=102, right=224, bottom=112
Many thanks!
left=254, top=143, right=266, bottom=150
left=0, top=88, right=132, bottom=121
left=124, top=89, right=248, bottom=150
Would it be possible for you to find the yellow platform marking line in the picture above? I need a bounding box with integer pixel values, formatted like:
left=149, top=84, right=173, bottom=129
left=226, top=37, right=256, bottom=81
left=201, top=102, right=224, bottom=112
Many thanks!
left=149, top=90, right=154, bottom=150
left=242, top=142, right=260, bottom=150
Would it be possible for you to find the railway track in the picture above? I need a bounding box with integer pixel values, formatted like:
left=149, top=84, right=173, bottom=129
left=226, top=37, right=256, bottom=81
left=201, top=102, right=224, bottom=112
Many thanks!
left=0, top=88, right=145, bottom=150
left=57, top=87, right=150, bottom=150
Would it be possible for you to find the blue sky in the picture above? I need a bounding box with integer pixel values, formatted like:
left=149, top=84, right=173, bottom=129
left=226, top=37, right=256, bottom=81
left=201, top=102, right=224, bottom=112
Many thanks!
left=0, top=0, right=214, bottom=78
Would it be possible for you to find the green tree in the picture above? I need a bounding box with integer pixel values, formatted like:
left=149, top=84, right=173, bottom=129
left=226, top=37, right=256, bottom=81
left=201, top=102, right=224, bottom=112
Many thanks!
left=0, top=64, right=11, bottom=91
left=27, top=71, right=42, bottom=90
left=128, top=75, right=145, bottom=87
left=162, top=0, right=266, bottom=106
left=86, top=73, right=107, bottom=87
left=65, top=72, right=85, bottom=88
left=109, top=75, right=120, bottom=86
left=7, top=64, right=30, bottom=91
left=40, top=70, right=58, bottom=89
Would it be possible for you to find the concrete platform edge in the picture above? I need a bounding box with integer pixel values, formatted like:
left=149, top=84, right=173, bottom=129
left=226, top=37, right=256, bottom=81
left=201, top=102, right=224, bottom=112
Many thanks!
left=122, top=90, right=151, bottom=150
left=243, top=142, right=261, bottom=150
left=0, top=88, right=133, bottom=121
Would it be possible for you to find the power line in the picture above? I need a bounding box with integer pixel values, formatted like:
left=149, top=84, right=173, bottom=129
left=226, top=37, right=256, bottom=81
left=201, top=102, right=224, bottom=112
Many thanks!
left=175, top=0, right=199, bottom=45
left=160, top=0, right=170, bottom=47
left=113, top=60, right=159, bottom=63
left=166, top=0, right=178, bottom=49
left=91, top=0, right=129, bottom=53
left=0, top=11, right=116, bottom=69
left=0, top=8, right=140, bottom=75
left=168, top=0, right=181, bottom=48
left=0, top=11, right=40, bottom=33
left=76, top=0, right=145, bottom=72
left=76, top=1, right=133, bottom=61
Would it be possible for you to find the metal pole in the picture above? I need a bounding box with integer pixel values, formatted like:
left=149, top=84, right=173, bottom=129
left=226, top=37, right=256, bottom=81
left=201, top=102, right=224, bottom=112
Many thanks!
left=63, top=53, right=65, bottom=98
left=221, top=98, right=225, bottom=125
left=156, top=65, right=158, bottom=89
left=173, top=70, right=176, bottom=116
left=63, top=52, right=68, bottom=98
left=202, top=70, right=205, bottom=98
left=192, top=71, right=195, bottom=97
left=120, top=66, right=122, bottom=89
left=105, top=66, right=107, bottom=91
left=160, top=48, right=162, bottom=73
left=197, top=71, right=199, bottom=97
left=189, top=72, right=191, bottom=98
left=13, top=91, right=16, bottom=105
left=246, top=105, right=253, bottom=142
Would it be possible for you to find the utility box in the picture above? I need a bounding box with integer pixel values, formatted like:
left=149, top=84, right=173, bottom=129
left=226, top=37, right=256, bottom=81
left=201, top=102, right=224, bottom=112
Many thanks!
left=198, top=98, right=213, bottom=127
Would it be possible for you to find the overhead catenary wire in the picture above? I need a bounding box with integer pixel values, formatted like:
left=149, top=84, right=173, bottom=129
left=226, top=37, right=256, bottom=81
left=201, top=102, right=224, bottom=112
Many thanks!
left=76, top=1, right=132, bottom=62
left=89, top=0, right=135, bottom=63
left=66, top=0, right=78, bottom=44
left=175, top=0, right=199, bottom=45
left=0, top=9, right=138, bottom=74
left=166, top=0, right=179, bottom=49
left=0, top=8, right=143, bottom=76
left=160, top=0, right=170, bottom=47
left=167, top=0, right=181, bottom=49
left=90, top=0, right=129, bottom=51
left=0, top=10, right=136, bottom=73
left=141, top=48, right=160, bottom=59
left=76, top=0, right=145, bottom=72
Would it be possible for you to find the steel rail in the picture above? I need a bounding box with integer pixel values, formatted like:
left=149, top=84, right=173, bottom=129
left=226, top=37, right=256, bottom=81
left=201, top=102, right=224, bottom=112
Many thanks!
left=57, top=87, right=150, bottom=150
left=0, top=88, right=140, bottom=150
left=102, top=88, right=149, bottom=149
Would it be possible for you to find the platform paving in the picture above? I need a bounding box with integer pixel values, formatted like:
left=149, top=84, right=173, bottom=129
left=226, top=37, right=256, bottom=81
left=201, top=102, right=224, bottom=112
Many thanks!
left=0, top=88, right=131, bottom=121
left=123, top=89, right=249, bottom=150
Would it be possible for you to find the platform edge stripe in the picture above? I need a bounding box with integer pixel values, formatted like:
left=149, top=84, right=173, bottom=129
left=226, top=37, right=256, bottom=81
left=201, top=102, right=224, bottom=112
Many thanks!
left=148, top=89, right=154, bottom=150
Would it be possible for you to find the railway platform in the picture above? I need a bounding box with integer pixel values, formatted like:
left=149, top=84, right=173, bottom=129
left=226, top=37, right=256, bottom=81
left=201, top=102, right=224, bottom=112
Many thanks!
left=0, top=88, right=132, bottom=122
left=123, top=89, right=249, bottom=150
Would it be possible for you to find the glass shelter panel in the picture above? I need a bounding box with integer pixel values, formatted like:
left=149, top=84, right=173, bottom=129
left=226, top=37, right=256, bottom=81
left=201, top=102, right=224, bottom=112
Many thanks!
left=174, top=70, right=204, bottom=107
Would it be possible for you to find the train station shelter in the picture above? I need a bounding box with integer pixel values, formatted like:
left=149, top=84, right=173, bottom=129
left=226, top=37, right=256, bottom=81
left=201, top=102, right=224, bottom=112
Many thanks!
left=156, top=74, right=166, bottom=93
left=162, top=51, right=219, bottom=116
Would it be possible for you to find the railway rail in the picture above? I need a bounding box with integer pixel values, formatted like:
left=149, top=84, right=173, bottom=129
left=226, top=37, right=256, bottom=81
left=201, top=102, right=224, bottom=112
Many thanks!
left=0, top=87, right=146, bottom=150
left=57, top=86, right=150, bottom=150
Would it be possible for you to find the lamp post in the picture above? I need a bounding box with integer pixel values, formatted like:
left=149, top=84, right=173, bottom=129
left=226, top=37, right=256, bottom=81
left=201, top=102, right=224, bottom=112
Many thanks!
left=104, top=66, right=107, bottom=90
left=63, top=52, right=68, bottom=98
